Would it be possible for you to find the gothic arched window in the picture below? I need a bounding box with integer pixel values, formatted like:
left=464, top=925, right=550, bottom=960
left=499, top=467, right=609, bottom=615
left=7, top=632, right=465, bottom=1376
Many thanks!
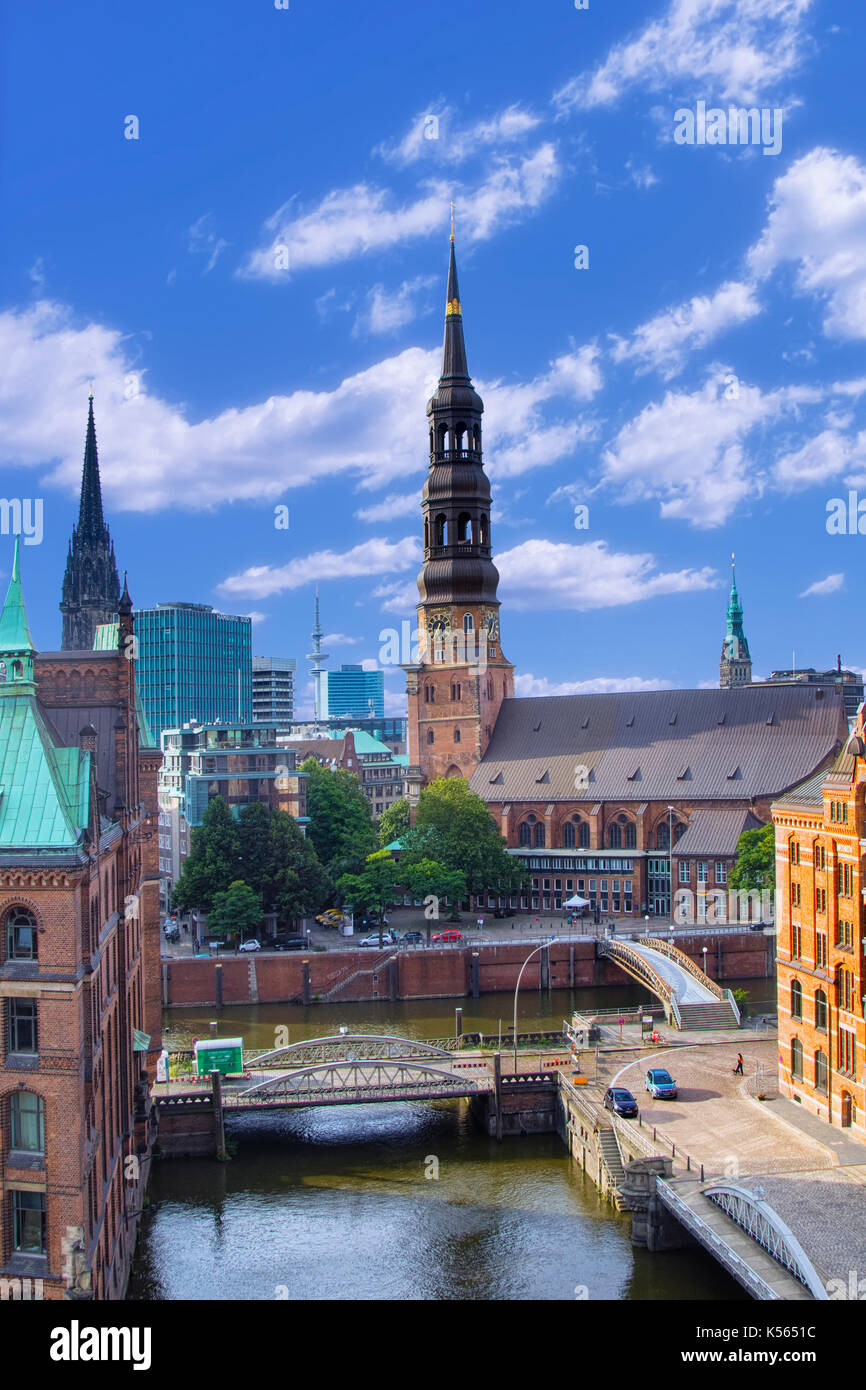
left=426, top=730, right=434, bottom=745
left=579, top=822, right=590, bottom=848
left=462, top=613, right=474, bottom=634
left=533, top=823, right=545, bottom=848
left=518, top=822, right=532, bottom=847
left=454, top=728, right=461, bottom=744
left=5, top=907, right=37, bottom=962
left=457, top=513, right=472, bottom=544
left=608, top=824, right=621, bottom=849
left=624, top=822, right=637, bottom=849
left=434, top=514, right=447, bottom=547
left=562, top=822, right=575, bottom=849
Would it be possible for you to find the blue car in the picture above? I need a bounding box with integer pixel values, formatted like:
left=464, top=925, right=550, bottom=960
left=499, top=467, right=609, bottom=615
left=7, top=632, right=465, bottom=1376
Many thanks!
left=645, top=1067, right=678, bottom=1099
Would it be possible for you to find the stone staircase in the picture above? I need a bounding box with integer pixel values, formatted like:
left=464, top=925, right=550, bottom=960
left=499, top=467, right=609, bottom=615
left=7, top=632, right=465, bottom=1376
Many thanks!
left=321, top=951, right=395, bottom=1002
left=598, top=1127, right=626, bottom=1201
left=676, top=1000, right=739, bottom=1030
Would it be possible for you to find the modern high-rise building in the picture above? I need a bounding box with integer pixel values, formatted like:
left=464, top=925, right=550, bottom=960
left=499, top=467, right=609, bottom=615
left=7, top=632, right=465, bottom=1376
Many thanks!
left=252, top=656, right=296, bottom=734
left=60, top=396, right=122, bottom=651
left=133, top=602, right=252, bottom=738
left=323, top=664, right=384, bottom=719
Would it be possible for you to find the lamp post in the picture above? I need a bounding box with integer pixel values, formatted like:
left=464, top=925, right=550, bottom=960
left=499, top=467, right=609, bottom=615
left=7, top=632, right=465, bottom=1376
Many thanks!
left=702, top=945, right=708, bottom=979
left=667, top=805, right=675, bottom=926
left=513, top=938, right=557, bottom=1073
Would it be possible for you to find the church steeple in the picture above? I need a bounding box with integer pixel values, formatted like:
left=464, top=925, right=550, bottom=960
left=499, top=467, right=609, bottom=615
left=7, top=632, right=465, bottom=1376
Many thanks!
left=60, top=395, right=122, bottom=650
left=406, top=233, right=514, bottom=793
left=720, top=554, right=752, bottom=688
left=418, top=234, right=500, bottom=611
left=0, top=536, right=37, bottom=689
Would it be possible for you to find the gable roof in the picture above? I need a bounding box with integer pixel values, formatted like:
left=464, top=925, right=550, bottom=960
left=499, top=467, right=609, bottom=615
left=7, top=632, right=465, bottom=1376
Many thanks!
left=470, top=686, right=846, bottom=805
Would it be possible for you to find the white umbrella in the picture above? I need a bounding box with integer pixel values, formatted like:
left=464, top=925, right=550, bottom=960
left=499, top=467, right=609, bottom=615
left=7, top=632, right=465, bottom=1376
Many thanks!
left=564, top=894, right=590, bottom=908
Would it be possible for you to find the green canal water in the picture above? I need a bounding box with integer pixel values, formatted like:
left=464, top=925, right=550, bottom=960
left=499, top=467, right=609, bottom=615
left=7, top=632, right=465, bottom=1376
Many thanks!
left=128, top=986, right=759, bottom=1301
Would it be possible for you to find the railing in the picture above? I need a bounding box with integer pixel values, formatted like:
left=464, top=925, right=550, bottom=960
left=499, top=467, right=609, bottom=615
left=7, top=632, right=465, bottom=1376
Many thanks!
left=637, top=936, right=723, bottom=1000
left=722, top=988, right=741, bottom=1025
left=656, top=1179, right=780, bottom=1300
left=600, top=938, right=682, bottom=1027
left=702, top=1182, right=828, bottom=1300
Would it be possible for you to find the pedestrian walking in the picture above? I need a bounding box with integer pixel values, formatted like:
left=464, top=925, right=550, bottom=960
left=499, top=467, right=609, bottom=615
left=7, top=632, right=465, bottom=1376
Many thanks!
left=733, top=1052, right=744, bottom=1075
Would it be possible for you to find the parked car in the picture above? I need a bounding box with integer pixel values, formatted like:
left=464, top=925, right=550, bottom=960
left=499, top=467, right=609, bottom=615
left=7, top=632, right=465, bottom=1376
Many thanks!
left=645, top=1068, right=678, bottom=1099
left=359, top=934, right=385, bottom=948
left=401, top=931, right=424, bottom=944
left=432, top=929, right=463, bottom=943
left=603, top=1087, right=639, bottom=1118
left=238, top=938, right=261, bottom=953
left=268, top=934, right=306, bottom=951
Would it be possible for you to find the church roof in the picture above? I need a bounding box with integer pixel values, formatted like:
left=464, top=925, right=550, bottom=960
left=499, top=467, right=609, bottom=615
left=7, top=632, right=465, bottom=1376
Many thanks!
left=470, top=685, right=846, bottom=805
left=0, top=543, right=90, bottom=851
left=671, top=807, right=763, bottom=857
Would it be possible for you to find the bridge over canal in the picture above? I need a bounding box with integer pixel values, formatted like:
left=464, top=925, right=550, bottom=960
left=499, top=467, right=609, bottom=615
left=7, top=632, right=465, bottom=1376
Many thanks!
left=599, top=936, right=740, bottom=1029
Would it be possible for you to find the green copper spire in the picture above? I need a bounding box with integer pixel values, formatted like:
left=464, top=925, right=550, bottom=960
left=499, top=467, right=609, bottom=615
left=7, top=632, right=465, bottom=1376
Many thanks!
left=725, top=554, right=747, bottom=646
left=0, top=536, right=36, bottom=671
left=720, top=552, right=752, bottom=687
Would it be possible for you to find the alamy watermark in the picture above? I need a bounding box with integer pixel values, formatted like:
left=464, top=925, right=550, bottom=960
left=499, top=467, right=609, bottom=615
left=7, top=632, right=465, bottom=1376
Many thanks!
left=0, top=499, right=43, bottom=545
left=674, top=101, right=783, bottom=157
left=379, top=620, right=489, bottom=673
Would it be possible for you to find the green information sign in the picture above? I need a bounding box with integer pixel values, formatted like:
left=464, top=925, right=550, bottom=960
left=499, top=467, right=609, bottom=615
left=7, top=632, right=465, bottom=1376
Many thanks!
left=194, top=1038, right=244, bottom=1076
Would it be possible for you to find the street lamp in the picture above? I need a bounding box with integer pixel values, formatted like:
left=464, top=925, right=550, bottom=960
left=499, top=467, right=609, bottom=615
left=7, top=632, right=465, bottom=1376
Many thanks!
left=513, top=938, right=557, bottom=1072
left=702, top=945, right=708, bottom=978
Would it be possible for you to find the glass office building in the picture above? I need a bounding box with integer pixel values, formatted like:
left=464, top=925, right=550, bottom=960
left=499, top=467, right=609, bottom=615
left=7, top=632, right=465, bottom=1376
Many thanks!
left=323, top=664, right=384, bottom=719
left=134, top=602, right=253, bottom=738
left=252, top=655, right=296, bottom=734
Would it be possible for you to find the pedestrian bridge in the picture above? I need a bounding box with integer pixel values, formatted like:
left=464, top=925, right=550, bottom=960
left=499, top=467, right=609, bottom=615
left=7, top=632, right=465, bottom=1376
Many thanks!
left=599, top=937, right=740, bottom=1029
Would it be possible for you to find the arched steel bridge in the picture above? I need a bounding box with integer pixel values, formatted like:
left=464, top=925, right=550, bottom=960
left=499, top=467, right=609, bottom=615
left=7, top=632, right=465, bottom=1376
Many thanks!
left=248, top=1035, right=459, bottom=1068
left=598, top=937, right=739, bottom=1029
left=227, top=1059, right=493, bottom=1109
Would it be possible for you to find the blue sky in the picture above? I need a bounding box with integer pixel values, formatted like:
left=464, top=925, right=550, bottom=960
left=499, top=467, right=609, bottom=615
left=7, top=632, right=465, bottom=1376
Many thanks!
left=2, top=0, right=865, bottom=716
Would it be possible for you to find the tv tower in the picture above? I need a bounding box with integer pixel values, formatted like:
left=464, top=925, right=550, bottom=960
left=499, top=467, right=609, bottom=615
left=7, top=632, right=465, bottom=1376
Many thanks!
left=307, top=585, right=329, bottom=724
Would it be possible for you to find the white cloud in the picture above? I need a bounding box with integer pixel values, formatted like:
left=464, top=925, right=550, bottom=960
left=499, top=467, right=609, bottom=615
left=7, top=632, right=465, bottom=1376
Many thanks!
left=355, top=492, right=419, bottom=523
left=515, top=672, right=673, bottom=697
left=377, top=103, right=543, bottom=167
left=610, top=281, right=762, bottom=378
left=371, top=578, right=420, bottom=614
left=555, top=0, right=815, bottom=112
left=244, top=611, right=267, bottom=625
left=601, top=368, right=821, bottom=526
left=322, top=632, right=362, bottom=646
left=799, top=572, right=844, bottom=597
left=188, top=213, right=229, bottom=274
left=774, top=428, right=866, bottom=488
left=218, top=537, right=421, bottom=600
left=353, top=276, right=436, bottom=337
left=496, top=538, right=718, bottom=611
left=747, top=148, right=866, bottom=340
left=240, top=144, right=561, bottom=278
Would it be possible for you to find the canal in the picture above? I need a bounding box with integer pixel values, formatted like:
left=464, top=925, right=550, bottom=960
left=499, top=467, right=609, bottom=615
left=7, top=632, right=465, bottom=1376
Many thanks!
left=128, top=986, right=757, bottom=1301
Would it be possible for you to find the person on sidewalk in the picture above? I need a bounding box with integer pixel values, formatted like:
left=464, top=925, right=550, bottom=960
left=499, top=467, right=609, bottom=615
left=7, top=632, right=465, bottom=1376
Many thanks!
left=733, top=1052, right=745, bottom=1075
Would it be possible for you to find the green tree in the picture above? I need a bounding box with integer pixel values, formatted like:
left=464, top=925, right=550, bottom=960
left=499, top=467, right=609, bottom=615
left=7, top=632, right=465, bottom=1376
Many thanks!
left=172, top=798, right=241, bottom=914
left=337, top=849, right=401, bottom=946
left=301, top=757, right=377, bottom=877
left=729, top=823, right=776, bottom=893
left=378, top=798, right=410, bottom=849
left=403, top=858, right=467, bottom=940
left=403, top=778, right=527, bottom=898
left=206, top=880, right=263, bottom=942
left=267, top=809, right=333, bottom=925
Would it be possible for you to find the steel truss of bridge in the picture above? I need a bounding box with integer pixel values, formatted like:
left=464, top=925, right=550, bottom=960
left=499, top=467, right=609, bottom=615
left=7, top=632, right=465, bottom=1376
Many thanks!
left=227, top=1059, right=493, bottom=1109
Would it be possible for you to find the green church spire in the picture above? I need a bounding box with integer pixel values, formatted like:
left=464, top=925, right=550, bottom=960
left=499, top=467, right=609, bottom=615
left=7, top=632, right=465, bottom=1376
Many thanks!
left=0, top=536, right=36, bottom=685
left=720, top=552, right=752, bottom=688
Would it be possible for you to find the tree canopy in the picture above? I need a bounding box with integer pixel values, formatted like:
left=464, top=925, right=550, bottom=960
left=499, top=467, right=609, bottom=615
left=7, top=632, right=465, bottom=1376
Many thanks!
left=300, top=757, right=377, bottom=877
left=337, top=849, right=401, bottom=945
left=172, top=798, right=331, bottom=925
left=206, top=880, right=263, bottom=941
left=378, top=798, right=410, bottom=849
left=401, top=778, right=527, bottom=896
left=729, top=823, right=776, bottom=893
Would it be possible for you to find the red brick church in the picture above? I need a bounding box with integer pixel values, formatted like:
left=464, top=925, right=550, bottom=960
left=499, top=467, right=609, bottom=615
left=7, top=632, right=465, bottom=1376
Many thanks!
left=406, top=241, right=847, bottom=919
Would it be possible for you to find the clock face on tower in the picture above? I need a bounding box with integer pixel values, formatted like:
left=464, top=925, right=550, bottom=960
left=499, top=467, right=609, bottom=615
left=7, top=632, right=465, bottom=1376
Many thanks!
left=483, top=609, right=500, bottom=640
left=427, top=608, right=451, bottom=635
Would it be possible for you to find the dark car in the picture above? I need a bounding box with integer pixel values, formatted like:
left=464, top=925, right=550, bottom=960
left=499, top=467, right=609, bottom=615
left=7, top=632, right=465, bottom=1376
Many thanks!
left=401, top=931, right=424, bottom=944
left=603, top=1086, right=639, bottom=1118
left=268, top=934, right=307, bottom=952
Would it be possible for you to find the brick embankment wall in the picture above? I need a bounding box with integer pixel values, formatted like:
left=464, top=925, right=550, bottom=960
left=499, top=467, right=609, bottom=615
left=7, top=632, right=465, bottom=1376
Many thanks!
left=163, top=933, right=773, bottom=1009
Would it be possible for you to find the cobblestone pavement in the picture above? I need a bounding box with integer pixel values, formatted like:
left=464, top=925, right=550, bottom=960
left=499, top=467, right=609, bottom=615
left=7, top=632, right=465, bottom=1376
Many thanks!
left=609, top=1040, right=851, bottom=1177
left=742, top=1167, right=866, bottom=1286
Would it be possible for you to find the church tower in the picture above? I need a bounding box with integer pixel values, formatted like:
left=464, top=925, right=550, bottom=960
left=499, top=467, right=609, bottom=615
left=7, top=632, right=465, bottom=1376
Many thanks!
left=60, top=395, right=121, bottom=650
left=719, top=555, right=752, bottom=687
left=405, top=234, right=515, bottom=801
